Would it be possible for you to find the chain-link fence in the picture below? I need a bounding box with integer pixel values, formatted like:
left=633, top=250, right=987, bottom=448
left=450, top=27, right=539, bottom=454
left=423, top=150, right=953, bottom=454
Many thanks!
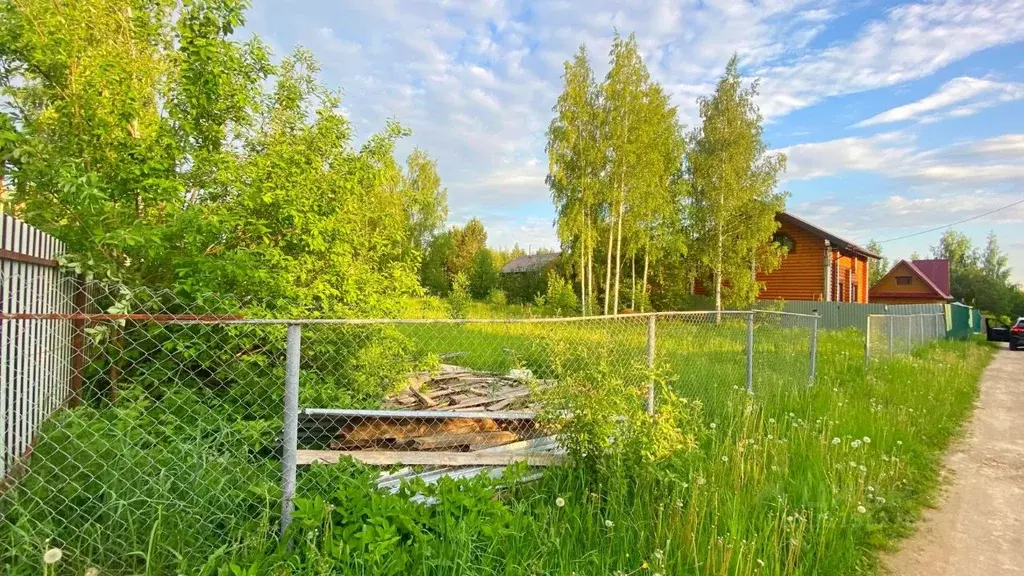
left=0, top=273, right=828, bottom=572
left=865, top=313, right=946, bottom=368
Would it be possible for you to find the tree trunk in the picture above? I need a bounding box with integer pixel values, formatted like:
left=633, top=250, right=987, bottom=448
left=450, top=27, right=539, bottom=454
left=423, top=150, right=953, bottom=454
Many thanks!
left=588, top=247, right=594, bottom=316
left=642, top=249, right=649, bottom=312
left=613, top=196, right=624, bottom=315
left=579, top=239, right=587, bottom=315
left=630, top=254, right=636, bottom=310
left=604, top=211, right=615, bottom=315
left=715, top=222, right=723, bottom=324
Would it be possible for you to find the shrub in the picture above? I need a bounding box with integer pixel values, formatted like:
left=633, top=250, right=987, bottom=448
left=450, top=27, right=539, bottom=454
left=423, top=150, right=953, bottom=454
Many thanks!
left=447, top=273, right=471, bottom=319
left=487, top=288, right=507, bottom=307
left=544, top=273, right=578, bottom=316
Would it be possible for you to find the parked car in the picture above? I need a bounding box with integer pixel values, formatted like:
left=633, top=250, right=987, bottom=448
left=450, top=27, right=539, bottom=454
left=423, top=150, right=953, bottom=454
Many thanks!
left=1011, top=318, right=1024, bottom=351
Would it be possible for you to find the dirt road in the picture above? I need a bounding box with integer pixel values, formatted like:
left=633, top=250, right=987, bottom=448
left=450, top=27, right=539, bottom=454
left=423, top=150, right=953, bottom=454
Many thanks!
left=885, top=347, right=1024, bottom=575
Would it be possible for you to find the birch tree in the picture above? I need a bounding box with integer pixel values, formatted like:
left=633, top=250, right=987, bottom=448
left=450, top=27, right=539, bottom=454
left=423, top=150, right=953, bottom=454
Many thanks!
left=687, top=56, right=787, bottom=318
left=547, top=45, right=603, bottom=315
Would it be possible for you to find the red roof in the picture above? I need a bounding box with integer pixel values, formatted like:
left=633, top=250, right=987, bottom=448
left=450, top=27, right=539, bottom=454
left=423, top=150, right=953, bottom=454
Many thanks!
left=910, top=259, right=952, bottom=298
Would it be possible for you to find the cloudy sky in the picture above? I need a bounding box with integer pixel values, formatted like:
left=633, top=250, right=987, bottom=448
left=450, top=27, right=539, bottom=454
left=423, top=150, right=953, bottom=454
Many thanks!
left=244, top=0, right=1024, bottom=283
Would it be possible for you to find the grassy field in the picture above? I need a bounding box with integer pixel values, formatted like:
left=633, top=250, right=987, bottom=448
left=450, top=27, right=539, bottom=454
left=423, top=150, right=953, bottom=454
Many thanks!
left=0, top=316, right=992, bottom=575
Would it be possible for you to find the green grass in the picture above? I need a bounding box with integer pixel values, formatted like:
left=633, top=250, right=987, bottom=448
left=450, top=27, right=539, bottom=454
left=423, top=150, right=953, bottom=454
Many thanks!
left=0, top=321, right=993, bottom=575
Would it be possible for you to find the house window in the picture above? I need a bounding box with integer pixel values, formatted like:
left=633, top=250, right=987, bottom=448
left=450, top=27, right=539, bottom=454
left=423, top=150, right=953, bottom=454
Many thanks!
left=896, top=276, right=912, bottom=286
left=773, top=232, right=795, bottom=253
left=838, top=281, right=845, bottom=300
left=852, top=284, right=859, bottom=302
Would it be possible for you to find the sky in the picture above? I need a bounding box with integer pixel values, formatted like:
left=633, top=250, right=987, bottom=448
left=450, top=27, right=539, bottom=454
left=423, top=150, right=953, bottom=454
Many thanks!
left=243, top=0, right=1024, bottom=284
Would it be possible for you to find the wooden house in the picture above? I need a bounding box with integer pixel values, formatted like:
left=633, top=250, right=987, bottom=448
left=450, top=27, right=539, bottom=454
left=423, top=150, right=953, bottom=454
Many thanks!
left=695, top=212, right=879, bottom=303
left=869, top=259, right=953, bottom=304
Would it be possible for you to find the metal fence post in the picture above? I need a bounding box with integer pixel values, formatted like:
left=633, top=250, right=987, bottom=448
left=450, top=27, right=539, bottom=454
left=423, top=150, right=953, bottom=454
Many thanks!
left=907, top=316, right=913, bottom=353
left=808, top=313, right=818, bottom=386
left=281, top=323, right=301, bottom=537
left=888, top=318, right=894, bottom=357
left=646, top=314, right=656, bottom=415
left=746, top=312, right=754, bottom=394
left=864, top=315, right=871, bottom=371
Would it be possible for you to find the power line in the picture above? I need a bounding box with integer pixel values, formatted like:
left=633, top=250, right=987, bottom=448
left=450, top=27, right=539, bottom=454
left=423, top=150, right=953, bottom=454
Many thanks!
left=875, top=197, right=1024, bottom=244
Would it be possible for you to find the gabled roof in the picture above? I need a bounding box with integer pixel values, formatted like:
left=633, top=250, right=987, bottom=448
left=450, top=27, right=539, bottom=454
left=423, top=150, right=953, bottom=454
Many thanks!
left=777, top=212, right=880, bottom=259
left=872, top=259, right=953, bottom=300
left=501, top=252, right=560, bottom=274
left=910, top=259, right=951, bottom=297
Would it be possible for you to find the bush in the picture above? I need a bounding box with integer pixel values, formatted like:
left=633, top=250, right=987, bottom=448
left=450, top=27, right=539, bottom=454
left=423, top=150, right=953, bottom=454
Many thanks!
left=487, top=288, right=507, bottom=307
left=544, top=273, right=578, bottom=316
left=447, top=273, right=471, bottom=319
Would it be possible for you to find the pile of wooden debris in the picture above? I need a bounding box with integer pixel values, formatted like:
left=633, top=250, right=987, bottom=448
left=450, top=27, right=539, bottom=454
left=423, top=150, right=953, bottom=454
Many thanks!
left=383, top=364, right=544, bottom=412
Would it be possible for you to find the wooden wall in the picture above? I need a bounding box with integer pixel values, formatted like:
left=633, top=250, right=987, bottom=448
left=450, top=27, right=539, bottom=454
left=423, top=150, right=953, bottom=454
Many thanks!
left=870, top=261, right=947, bottom=304
left=759, top=219, right=826, bottom=301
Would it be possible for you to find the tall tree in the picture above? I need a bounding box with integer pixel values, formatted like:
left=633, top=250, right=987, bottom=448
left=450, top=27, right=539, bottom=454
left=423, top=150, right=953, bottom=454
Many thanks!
left=981, top=231, right=1010, bottom=283
left=401, top=148, right=448, bottom=252
left=687, top=56, right=787, bottom=317
left=448, top=218, right=487, bottom=277
left=547, top=45, right=603, bottom=315
left=866, top=240, right=889, bottom=288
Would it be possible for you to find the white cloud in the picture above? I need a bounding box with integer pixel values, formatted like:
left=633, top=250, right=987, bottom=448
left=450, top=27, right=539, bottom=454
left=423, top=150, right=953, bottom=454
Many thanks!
left=854, top=76, right=1024, bottom=127
left=777, top=132, right=1024, bottom=184
left=244, top=0, right=1024, bottom=253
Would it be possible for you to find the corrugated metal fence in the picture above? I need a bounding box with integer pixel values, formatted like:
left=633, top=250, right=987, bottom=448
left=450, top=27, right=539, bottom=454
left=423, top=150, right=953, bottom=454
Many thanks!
left=762, top=300, right=945, bottom=331
left=1, top=213, right=76, bottom=479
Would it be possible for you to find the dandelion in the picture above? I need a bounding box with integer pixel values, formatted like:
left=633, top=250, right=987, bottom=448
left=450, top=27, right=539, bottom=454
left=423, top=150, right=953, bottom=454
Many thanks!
left=831, top=437, right=841, bottom=445
left=867, top=486, right=875, bottom=492
left=710, top=422, right=717, bottom=429
left=767, top=434, right=774, bottom=440
left=555, top=497, right=565, bottom=508
left=856, top=505, right=867, bottom=514
left=605, top=519, right=614, bottom=528
left=849, top=461, right=857, bottom=467
left=897, top=440, right=903, bottom=446
left=654, top=549, right=664, bottom=560
left=43, top=548, right=62, bottom=565
left=721, top=455, right=729, bottom=462
left=757, top=559, right=765, bottom=567
left=877, top=497, right=886, bottom=504
left=851, top=439, right=862, bottom=449
left=859, top=465, right=867, bottom=473
left=697, top=476, right=707, bottom=485
left=85, top=569, right=100, bottom=576
left=863, top=436, right=871, bottom=444
left=768, top=418, right=776, bottom=424
left=675, top=499, right=685, bottom=509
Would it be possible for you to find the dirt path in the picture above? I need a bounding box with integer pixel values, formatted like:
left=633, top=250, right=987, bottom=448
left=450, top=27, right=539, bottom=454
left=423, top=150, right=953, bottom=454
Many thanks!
left=885, top=347, right=1024, bottom=576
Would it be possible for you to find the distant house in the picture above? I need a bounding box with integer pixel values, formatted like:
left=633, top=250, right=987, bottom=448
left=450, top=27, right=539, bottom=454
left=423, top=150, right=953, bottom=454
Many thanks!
left=695, top=212, right=880, bottom=303
left=869, top=259, right=953, bottom=305
left=500, top=252, right=561, bottom=274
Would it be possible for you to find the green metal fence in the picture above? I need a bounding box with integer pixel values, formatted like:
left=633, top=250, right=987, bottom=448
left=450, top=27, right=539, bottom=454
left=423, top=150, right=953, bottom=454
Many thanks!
left=760, top=301, right=945, bottom=331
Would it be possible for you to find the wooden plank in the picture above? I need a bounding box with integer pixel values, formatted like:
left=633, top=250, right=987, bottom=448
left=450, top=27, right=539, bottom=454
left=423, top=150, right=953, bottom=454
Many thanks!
left=486, top=397, right=515, bottom=411
left=409, top=386, right=437, bottom=408
left=447, top=387, right=531, bottom=410
left=297, top=450, right=563, bottom=467
left=335, top=417, right=499, bottom=445
left=0, top=248, right=59, bottom=269
left=407, top=430, right=519, bottom=450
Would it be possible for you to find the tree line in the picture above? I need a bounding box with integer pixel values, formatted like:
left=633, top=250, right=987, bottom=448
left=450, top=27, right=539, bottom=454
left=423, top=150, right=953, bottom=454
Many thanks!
left=546, top=34, right=787, bottom=316
left=931, top=230, right=1024, bottom=321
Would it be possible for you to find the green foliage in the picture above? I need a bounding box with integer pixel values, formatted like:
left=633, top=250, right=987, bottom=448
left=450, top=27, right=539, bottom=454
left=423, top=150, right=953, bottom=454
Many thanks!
left=487, top=288, right=507, bottom=307
left=931, top=229, right=1023, bottom=318
left=688, top=55, right=787, bottom=312
left=468, top=248, right=500, bottom=299
left=867, top=239, right=889, bottom=286
left=0, top=0, right=434, bottom=317
left=544, top=272, right=579, bottom=316
left=447, top=273, right=471, bottom=319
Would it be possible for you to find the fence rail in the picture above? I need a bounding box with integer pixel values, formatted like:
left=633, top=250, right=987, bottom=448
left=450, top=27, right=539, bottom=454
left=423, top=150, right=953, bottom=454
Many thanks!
left=0, top=214, right=75, bottom=480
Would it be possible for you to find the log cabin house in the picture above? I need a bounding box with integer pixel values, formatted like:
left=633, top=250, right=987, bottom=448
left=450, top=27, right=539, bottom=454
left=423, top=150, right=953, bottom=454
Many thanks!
left=695, top=212, right=880, bottom=303
left=868, top=259, right=953, bottom=305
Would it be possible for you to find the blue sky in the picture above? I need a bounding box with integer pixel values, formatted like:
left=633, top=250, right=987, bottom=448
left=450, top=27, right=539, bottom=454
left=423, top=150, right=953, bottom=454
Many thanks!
left=243, top=0, right=1024, bottom=283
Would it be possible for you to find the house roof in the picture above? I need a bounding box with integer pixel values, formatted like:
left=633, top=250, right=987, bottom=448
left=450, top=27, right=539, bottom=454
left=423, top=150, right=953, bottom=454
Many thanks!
left=910, top=259, right=952, bottom=297
left=501, top=252, right=561, bottom=274
left=871, top=259, right=953, bottom=300
left=777, top=212, right=880, bottom=259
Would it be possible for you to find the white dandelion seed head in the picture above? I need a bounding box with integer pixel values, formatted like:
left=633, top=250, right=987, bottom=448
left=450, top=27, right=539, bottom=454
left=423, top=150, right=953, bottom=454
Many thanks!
left=710, top=422, right=717, bottom=429
left=768, top=418, right=776, bottom=424
left=604, top=519, right=614, bottom=528
left=877, top=497, right=886, bottom=504
left=85, top=568, right=100, bottom=576
left=831, top=437, right=841, bottom=445
left=863, top=436, right=871, bottom=444
left=757, top=559, right=765, bottom=567
left=867, top=486, right=875, bottom=492
left=555, top=497, right=565, bottom=508
left=767, top=434, right=773, bottom=440
left=851, top=440, right=862, bottom=449
left=43, top=548, right=62, bottom=565
left=897, top=440, right=903, bottom=446
left=856, top=505, right=867, bottom=514
left=697, top=476, right=707, bottom=485
left=721, top=455, right=729, bottom=462
left=654, top=549, right=664, bottom=560
left=859, top=465, right=867, bottom=473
